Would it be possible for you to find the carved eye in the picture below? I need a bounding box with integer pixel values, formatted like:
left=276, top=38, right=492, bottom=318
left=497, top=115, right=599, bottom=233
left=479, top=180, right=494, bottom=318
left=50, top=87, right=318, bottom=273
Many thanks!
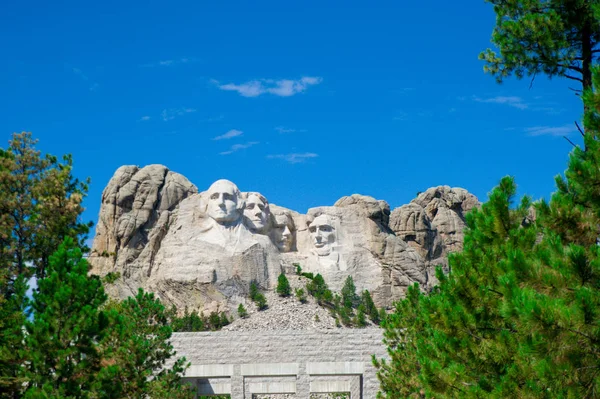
left=246, top=203, right=255, bottom=210
left=258, top=204, right=265, bottom=211
left=320, top=225, right=333, bottom=232
left=309, top=226, right=316, bottom=233
left=210, top=193, right=219, bottom=200
left=223, top=193, right=233, bottom=201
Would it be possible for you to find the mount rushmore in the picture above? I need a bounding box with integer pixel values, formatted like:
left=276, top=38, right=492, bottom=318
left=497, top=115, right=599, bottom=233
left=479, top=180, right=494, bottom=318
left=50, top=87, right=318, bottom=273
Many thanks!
left=89, top=164, right=479, bottom=313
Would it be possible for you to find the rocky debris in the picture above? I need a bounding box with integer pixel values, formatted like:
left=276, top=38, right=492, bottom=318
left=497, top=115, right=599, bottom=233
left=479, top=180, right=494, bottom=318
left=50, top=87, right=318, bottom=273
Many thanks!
left=222, top=274, right=379, bottom=332
left=389, top=186, right=480, bottom=288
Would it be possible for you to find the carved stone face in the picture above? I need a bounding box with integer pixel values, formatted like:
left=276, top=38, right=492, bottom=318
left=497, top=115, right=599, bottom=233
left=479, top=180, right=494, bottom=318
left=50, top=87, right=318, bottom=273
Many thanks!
left=206, top=180, right=241, bottom=224
left=272, top=213, right=294, bottom=252
left=308, top=215, right=336, bottom=256
left=244, top=193, right=269, bottom=232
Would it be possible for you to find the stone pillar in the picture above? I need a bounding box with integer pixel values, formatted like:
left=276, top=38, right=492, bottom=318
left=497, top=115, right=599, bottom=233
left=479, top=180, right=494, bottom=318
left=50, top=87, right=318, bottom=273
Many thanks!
left=350, top=375, right=362, bottom=399
left=231, top=364, right=244, bottom=399
left=296, top=362, right=311, bottom=398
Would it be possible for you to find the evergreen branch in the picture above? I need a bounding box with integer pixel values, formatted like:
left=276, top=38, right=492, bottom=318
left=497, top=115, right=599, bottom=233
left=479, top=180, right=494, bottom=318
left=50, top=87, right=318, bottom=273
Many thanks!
left=564, top=136, right=578, bottom=148
left=565, top=74, right=584, bottom=83
left=575, top=121, right=585, bottom=137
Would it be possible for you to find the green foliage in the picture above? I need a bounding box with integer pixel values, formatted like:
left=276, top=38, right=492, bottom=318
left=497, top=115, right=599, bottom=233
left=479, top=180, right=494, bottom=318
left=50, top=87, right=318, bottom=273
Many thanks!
left=276, top=273, right=291, bottom=297
left=295, top=287, right=307, bottom=304
left=169, top=307, right=230, bottom=332
left=254, top=294, right=268, bottom=310
left=102, top=271, right=121, bottom=284
left=294, top=263, right=302, bottom=275
left=170, top=306, right=205, bottom=332
left=0, top=274, right=28, bottom=396
left=0, top=132, right=91, bottom=281
left=98, top=289, right=193, bottom=399
left=24, top=238, right=108, bottom=398
left=249, top=281, right=268, bottom=310
left=341, top=275, right=358, bottom=310
left=480, top=0, right=600, bottom=94
left=377, top=76, right=600, bottom=398
left=355, top=304, right=367, bottom=327
left=237, top=303, right=248, bottom=318
left=361, top=290, right=380, bottom=324
left=219, top=312, right=229, bottom=328
left=301, top=271, right=315, bottom=280
left=306, top=273, right=333, bottom=305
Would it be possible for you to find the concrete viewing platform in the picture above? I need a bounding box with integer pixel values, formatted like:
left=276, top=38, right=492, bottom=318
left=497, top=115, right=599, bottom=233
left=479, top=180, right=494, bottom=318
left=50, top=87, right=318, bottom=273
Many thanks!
left=171, top=329, right=387, bottom=398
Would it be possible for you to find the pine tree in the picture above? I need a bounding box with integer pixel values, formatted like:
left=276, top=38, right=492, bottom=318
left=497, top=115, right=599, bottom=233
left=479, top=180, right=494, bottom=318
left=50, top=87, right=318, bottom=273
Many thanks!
left=249, top=281, right=260, bottom=301
left=0, top=132, right=91, bottom=281
left=295, top=288, right=307, bottom=304
left=276, top=273, right=291, bottom=297
left=249, top=281, right=268, bottom=310
left=0, top=133, right=92, bottom=396
left=98, top=289, right=193, bottom=398
left=355, top=304, right=367, bottom=327
left=376, top=177, right=536, bottom=398
left=376, top=67, right=600, bottom=398
left=237, top=303, right=248, bottom=318
left=0, top=273, right=28, bottom=397
left=360, top=290, right=380, bottom=324
left=219, top=312, right=229, bottom=327
left=306, top=273, right=333, bottom=305
left=341, top=276, right=358, bottom=310
left=480, top=0, right=600, bottom=96
left=24, top=237, right=108, bottom=398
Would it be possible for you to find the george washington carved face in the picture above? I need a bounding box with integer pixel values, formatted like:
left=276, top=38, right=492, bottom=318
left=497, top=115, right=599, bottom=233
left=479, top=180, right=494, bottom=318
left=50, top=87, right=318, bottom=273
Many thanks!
left=206, top=179, right=242, bottom=224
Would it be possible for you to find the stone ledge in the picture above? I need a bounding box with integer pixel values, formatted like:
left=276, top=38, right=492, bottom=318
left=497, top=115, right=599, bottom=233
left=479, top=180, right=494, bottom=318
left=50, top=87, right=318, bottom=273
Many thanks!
left=185, top=364, right=233, bottom=377
left=307, top=362, right=364, bottom=375
left=241, top=363, right=299, bottom=376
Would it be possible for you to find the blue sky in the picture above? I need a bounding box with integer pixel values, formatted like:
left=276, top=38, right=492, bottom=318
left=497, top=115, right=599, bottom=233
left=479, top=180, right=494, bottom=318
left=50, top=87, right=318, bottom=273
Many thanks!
left=1, top=1, right=584, bottom=242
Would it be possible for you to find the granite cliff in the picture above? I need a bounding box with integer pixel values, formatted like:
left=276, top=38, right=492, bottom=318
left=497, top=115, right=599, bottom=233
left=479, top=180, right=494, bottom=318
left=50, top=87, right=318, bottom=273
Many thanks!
left=89, top=165, right=478, bottom=314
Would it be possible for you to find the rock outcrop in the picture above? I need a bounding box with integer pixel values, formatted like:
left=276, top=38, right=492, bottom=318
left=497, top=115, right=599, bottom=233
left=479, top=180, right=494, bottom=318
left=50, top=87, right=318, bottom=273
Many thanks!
left=89, top=166, right=479, bottom=313
left=389, top=186, right=479, bottom=285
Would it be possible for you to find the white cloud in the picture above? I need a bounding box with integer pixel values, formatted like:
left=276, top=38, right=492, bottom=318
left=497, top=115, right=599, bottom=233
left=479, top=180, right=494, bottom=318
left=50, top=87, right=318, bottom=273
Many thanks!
left=139, top=116, right=151, bottom=121
left=473, top=95, right=528, bottom=110
left=213, top=129, right=243, bottom=140
left=142, top=57, right=194, bottom=67
left=275, top=126, right=306, bottom=134
left=71, top=67, right=98, bottom=91
left=213, top=76, right=323, bottom=97
left=161, top=108, right=196, bottom=121
left=220, top=141, right=259, bottom=155
left=525, top=124, right=577, bottom=137
left=267, top=153, right=318, bottom=164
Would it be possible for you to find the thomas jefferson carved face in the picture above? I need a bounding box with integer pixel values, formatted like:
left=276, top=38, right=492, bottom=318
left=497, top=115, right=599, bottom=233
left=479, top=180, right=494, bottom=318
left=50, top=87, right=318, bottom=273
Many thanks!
left=243, top=193, right=269, bottom=232
left=308, top=215, right=336, bottom=256
left=206, top=179, right=241, bottom=224
left=271, top=213, right=294, bottom=252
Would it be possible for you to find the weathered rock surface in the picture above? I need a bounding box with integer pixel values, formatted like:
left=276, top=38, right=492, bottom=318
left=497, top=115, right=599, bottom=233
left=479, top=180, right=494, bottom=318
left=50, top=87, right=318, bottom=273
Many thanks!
left=389, top=186, right=480, bottom=286
left=90, top=166, right=478, bottom=313
left=89, top=165, right=197, bottom=298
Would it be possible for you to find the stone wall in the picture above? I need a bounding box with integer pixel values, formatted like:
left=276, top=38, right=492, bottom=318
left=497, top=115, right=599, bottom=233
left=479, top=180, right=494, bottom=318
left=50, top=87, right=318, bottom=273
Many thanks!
left=171, top=328, right=387, bottom=399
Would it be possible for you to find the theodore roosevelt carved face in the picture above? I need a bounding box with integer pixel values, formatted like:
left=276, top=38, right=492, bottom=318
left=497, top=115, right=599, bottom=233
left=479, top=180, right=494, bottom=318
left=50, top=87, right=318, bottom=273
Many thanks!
left=308, top=214, right=336, bottom=256
left=206, top=179, right=242, bottom=224
left=271, top=211, right=295, bottom=252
